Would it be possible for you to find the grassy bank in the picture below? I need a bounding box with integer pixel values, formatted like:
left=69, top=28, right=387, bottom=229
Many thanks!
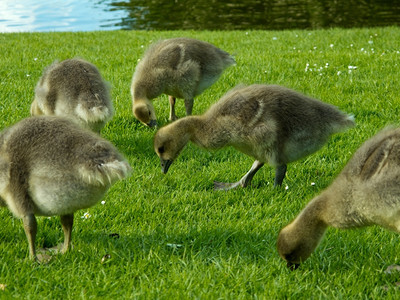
left=1, top=27, right=400, bottom=298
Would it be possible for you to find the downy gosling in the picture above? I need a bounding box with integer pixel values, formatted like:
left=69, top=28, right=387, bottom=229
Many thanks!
left=31, top=58, right=114, bottom=132
left=154, top=84, right=355, bottom=189
left=131, top=37, right=235, bottom=127
left=278, top=127, right=400, bottom=269
left=0, top=116, right=131, bottom=261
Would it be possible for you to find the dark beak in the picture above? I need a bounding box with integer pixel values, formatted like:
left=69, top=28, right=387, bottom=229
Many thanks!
left=160, top=159, right=173, bottom=174
left=287, top=262, right=300, bottom=271
left=148, top=119, right=158, bottom=128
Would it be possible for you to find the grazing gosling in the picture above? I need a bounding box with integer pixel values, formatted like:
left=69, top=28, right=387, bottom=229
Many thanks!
left=131, top=37, right=235, bottom=127
left=31, top=58, right=113, bottom=132
left=0, top=116, right=131, bottom=261
left=277, top=127, right=400, bottom=269
left=154, top=84, right=355, bottom=189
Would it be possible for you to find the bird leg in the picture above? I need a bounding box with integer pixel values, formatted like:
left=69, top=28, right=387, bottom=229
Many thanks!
left=23, top=214, right=37, bottom=261
left=214, top=160, right=264, bottom=190
left=184, top=98, right=194, bottom=116
left=168, top=96, right=178, bottom=121
left=60, top=214, right=74, bottom=254
left=274, top=164, right=287, bottom=187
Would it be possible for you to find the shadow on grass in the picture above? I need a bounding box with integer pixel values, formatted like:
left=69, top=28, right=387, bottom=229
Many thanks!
left=76, top=227, right=275, bottom=264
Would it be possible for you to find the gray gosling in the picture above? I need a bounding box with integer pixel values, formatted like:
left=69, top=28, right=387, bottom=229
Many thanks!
left=277, top=127, right=400, bottom=269
left=154, top=84, right=355, bottom=189
left=31, top=58, right=114, bottom=133
left=131, top=37, right=235, bottom=127
left=0, top=116, right=131, bottom=261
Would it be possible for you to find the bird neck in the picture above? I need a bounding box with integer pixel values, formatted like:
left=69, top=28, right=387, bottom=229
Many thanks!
left=173, top=116, right=211, bottom=148
left=293, top=194, right=329, bottom=239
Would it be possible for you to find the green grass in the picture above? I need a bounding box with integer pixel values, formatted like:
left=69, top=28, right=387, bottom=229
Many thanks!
left=1, top=27, right=400, bottom=298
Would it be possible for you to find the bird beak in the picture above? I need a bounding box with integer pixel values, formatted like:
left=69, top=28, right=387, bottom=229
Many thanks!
left=160, top=159, right=173, bottom=174
left=287, top=262, right=300, bottom=271
left=147, top=119, right=158, bottom=128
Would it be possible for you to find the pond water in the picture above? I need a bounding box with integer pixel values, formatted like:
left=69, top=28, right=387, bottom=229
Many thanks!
left=1, top=0, right=400, bottom=32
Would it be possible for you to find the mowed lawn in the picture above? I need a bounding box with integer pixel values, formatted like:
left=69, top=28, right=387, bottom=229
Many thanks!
left=1, top=27, right=400, bottom=298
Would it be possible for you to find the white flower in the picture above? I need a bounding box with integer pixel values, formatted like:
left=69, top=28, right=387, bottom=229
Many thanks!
left=330, top=44, right=334, bottom=48
left=285, top=185, right=289, bottom=190
left=348, top=66, right=357, bottom=70
left=368, top=40, right=373, bottom=44
left=81, top=212, right=91, bottom=219
left=34, top=58, right=38, bottom=61
left=101, top=201, right=106, bottom=205
left=337, top=71, right=341, bottom=76
left=311, top=182, right=316, bottom=186
left=167, top=243, right=183, bottom=248
left=272, top=37, right=277, bottom=40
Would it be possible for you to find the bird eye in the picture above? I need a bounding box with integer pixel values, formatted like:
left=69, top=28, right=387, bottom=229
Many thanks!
left=158, top=146, right=165, bottom=154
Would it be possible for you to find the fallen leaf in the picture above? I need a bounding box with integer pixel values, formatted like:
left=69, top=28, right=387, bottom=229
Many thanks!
left=385, top=265, right=400, bottom=274
left=382, top=282, right=400, bottom=291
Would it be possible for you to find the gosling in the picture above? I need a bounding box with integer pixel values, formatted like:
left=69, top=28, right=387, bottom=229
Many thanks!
left=131, top=37, right=236, bottom=127
left=31, top=58, right=114, bottom=132
left=0, top=116, right=131, bottom=261
left=154, top=84, right=355, bottom=189
left=277, top=127, right=400, bottom=269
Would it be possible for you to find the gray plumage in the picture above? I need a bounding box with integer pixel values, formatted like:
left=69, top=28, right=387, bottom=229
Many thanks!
left=131, top=37, right=236, bottom=127
left=0, top=116, right=131, bottom=261
left=277, top=127, right=400, bottom=269
left=154, top=84, right=355, bottom=189
left=31, top=58, right=114, bottom=132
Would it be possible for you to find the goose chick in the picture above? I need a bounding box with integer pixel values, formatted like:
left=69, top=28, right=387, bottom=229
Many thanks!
left=154, top=84, right=355, bottom=189
left=277, top=127, right=400, bottom=269
left=31, top=58, right=114, bottom=133
left=131, top=37, right=235, bottom=127
left=0, top=116, right=131, bottom=261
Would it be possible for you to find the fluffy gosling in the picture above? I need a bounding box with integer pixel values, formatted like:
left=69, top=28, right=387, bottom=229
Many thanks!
left=0, top=116, right=131, bottom=261
left=277, top=127, right=400, bottom=269
left=131, top=37, right=235, bottom=127
left=31, top=58, right=113, bottom=132
left=154, top=84, right=355, bottom=189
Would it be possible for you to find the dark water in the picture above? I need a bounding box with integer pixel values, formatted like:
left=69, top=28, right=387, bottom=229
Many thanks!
left=1, top=0, right=400, bottom=32
left=111, top=0, right=400, bottom=30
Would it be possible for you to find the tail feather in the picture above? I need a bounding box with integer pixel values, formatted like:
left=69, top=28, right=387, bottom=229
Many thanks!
left=75, top=99, right=113, bottom=123
left=333, top=113, right=356, bottom=133
left=79, top=160, right=132, bottom=186
left=225, top=54, right=236, bottom=67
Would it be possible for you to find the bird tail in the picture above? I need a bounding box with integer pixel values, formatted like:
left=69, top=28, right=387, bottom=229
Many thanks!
left=75, top=91, right=114, bottom=123
left=79, top=159, right=132, bottom=186
left=333, top=113, right=356, bottom=133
